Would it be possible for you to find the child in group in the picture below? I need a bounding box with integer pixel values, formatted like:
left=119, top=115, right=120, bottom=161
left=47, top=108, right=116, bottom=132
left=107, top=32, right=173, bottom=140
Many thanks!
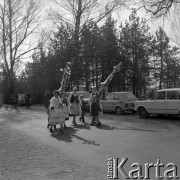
left=62, top=97, right=69, bottom=128
left=91, top=95, right=101, bottom=126
left=79, top=95, right=86, bottom=123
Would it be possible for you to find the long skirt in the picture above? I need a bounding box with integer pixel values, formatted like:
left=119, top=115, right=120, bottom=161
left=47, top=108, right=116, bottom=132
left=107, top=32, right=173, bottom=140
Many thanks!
left=63, top=105, right=70, bottom=120
left=49, top=107, right=65, bottom=125
left=69, top=103, right=81, bottom=116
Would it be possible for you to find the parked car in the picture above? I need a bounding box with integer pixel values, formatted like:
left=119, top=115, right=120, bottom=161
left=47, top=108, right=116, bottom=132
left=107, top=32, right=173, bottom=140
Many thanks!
left=64, top=91, right=90, bottom=110
left=100, top=92, right=138, bottom=115
left=134, top=88, right=180, bottom=118
left=18, top=93, right=32, bottom=106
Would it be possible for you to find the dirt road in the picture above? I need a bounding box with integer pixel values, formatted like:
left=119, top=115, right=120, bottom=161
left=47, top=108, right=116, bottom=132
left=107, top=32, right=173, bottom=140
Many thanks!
left=0, top=108, right=105, bottom=180
left=1, top=107, right=180, bottom=180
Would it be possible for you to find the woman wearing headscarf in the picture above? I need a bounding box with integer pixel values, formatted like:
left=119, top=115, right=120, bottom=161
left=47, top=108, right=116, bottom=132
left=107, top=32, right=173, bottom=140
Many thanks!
left=49, top=90, right=65, bottom=133
left=68, top=87, right=81, bottom=125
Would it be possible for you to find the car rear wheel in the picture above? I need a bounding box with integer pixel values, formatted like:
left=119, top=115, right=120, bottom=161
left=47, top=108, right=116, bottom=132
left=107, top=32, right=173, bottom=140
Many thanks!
left=115, top=107, right=123, bottom=115
left=138, top=107, right=149, bottom=118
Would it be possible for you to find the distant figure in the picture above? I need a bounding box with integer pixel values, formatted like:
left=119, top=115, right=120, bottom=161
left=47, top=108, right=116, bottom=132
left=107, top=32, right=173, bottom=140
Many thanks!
left=44, top=90, right=51, bottom=108
left=0, top=94, right=2, bottom=108
left=12, top=92, right=18, bottom=109
left=25, top=92, right=31, bottom=109
left=9, top=94, right=13, bottom=107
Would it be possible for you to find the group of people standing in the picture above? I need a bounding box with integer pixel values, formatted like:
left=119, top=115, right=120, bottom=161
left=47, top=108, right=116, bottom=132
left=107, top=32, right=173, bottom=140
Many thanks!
left=9, top=92, right=31, bottom=109
left=47, top=86, right=102, bottom=134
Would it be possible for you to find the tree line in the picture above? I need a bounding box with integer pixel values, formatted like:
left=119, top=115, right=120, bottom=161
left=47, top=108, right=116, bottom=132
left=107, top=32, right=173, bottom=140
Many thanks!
left=14, top=9, right=180, bottom=103
left=1, top=0, right=180, bottom=104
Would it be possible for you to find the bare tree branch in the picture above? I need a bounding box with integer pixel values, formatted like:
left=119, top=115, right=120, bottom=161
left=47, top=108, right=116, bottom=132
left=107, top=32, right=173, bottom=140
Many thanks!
left=0, top=0, right=43, bottom=93
left=49, top=0, right=128, bottom=66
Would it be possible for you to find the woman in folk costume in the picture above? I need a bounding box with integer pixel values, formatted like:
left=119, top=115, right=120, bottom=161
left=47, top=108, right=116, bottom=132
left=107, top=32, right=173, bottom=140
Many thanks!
left=49, top=90, right=65, bottom=133
left=68, top=87, right=82, bottom=125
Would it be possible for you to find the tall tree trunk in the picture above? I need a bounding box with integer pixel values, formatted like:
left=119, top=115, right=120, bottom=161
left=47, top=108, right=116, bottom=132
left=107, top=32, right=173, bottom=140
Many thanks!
left=72, top=0, right=82, bottom=88
left=132, top=53, right=136, bottom=95
left=85, top=58, right=89, bottom=91
left=95, top=56, right=98, bottom=89
left=8, top=0, right=15, bottom=94
left=159, top=35, right=163, bottom=90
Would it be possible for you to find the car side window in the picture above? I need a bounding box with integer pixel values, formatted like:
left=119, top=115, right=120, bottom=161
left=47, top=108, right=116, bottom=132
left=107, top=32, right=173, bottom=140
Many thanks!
left=106, top=94, right=114, bottom=100
left=167, top=91, right=177, bottom=100
left=154, top=91, right=166, bottom=100
left=113, top=94, right=120, bottom=100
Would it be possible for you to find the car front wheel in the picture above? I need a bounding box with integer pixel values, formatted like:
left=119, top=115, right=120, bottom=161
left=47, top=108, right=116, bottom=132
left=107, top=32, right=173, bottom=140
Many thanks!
left=115, top=106, right=123, bottom=115
left=138, top=107, right=149, bottom=118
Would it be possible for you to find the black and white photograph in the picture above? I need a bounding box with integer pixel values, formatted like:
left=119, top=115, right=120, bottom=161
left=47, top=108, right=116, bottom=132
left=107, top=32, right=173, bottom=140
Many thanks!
left=0, top=0, right=180, bottom=179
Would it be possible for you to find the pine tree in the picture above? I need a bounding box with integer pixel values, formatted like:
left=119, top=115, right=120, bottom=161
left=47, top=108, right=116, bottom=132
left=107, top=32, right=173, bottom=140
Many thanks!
left=119, top=9, right=152, bottom=97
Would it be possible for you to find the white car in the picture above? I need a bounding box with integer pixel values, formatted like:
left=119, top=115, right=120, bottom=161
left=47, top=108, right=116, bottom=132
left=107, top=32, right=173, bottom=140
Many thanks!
left=101, top=92, right=138, bottom=115
left=135, top=88, right=180, bottom=118
left=77, top=91, right=90, bottom=110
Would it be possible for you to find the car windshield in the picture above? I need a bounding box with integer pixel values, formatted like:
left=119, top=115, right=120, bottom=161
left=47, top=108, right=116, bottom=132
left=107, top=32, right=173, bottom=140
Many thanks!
left=121, top=93, right=138, bottom=101
left=78, top=91, right=90, bottom=98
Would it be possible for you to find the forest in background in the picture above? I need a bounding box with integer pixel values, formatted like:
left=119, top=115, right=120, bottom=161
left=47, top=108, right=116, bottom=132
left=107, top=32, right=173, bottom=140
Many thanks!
left=1, top=0, right=180, bottom=103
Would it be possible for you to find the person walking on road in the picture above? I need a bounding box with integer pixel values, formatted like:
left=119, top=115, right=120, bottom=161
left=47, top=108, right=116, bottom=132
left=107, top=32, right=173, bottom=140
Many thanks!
left=25, top=92, right=31, bottom=109
left=79, top=95, right=86, bottom=123
left=89, top=86, right=102, bottom=114
left=12, top=92, right=18, bottom=109
left=48, top=90, right=65, bottom=134
left=68, top=87, right=81, bottom=126
left=91, top=95, right=102, bottom=126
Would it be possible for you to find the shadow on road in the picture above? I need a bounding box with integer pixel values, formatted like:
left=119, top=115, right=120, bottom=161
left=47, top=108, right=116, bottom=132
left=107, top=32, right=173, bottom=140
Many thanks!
left=72, top=123, right=91, bottom=130
left=51, top=127, right=100, bottom=146
left=147, top=115, right=180, bottom=128
left=117, top=125, right=162, bottom=132
left=96, top=124, right=119, bottom=130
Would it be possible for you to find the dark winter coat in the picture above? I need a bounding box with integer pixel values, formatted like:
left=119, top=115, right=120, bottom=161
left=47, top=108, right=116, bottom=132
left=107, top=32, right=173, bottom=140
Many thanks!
left=91, top=101, right=101, bottom=116
left=81, top=99, right=86, bottom=113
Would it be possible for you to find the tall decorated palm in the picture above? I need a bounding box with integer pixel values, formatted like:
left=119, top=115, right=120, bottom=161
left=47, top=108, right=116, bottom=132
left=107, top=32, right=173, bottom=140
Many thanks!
left=98, top=62, right=121, bottom=95
left=58, top=62, right=72, bottom=97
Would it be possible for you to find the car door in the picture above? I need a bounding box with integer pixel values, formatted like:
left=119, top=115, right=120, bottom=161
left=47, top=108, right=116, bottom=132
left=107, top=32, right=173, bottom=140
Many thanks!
left=148, top=91, right=166, bottom=114
left=101, top=93, right=114, bottom=111
left=112, top=93, right=121, bottom=111
left=166, top=91, right=179, bottom=114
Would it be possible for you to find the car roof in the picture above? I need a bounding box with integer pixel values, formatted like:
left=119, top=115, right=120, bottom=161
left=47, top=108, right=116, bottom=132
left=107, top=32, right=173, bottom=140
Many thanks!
left=157, top=88, right=180, bottom=91
left=65, top=91, right=89, bottom=93
left=78, top=91, right=90, bottom=93
left=108, top=92, right=133, bottom=94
